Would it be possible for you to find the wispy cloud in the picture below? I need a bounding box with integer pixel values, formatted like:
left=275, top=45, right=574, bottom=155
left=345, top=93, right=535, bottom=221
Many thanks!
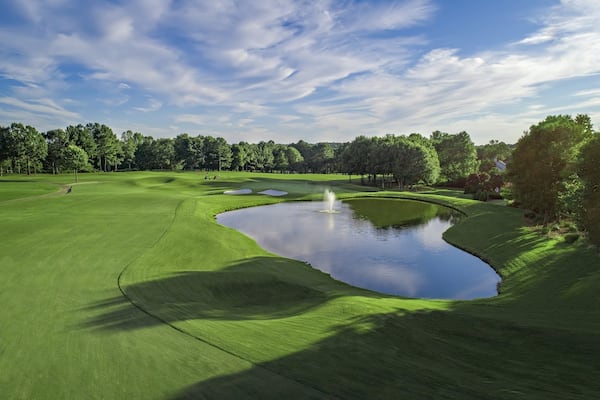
left=287, top=0, right=600, bottom=141
left=0, top=96, right=81, bottom=130
left=0, top=97, right=80, bottom=120
left=574, top=88, right=600, bottom=97
left=134, top=98, right=162, bottom=113
left=175, top=114, right=206, bottom=126
left=1, top=0, right=600, bottom=142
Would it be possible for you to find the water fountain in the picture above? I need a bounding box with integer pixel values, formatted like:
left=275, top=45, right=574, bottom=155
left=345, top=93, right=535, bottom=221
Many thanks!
left=322, top=189, right=337, bottom=213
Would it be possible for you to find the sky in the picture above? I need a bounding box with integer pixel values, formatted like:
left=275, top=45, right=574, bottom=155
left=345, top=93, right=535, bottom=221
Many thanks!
left=1, top=0, right=600, bottom=145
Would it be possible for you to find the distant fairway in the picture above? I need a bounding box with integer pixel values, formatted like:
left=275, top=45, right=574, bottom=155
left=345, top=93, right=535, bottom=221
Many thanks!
left=1, top=172, right=599, bottom=399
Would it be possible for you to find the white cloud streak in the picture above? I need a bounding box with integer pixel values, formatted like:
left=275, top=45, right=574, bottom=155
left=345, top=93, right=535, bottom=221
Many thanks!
left=1, top=0, right=600, bottom=142
left=0, top=97, right=80, bottom=120
left=134, top=98, right=162, bottom=113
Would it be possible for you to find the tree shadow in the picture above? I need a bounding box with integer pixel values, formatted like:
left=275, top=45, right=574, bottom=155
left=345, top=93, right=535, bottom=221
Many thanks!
left=167, top=307, right=600, bottom=399
left=80, top=243, right=600, bottom=398
left=81, top=257, right=378, bottom=332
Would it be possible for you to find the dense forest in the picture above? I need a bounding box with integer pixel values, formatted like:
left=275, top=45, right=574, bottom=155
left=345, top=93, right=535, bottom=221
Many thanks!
left=0, top=121, right=508, bottom=182
left=1, top=115, right=598, bottom=245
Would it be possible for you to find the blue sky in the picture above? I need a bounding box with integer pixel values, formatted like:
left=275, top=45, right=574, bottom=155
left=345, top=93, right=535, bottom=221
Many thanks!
left=1, top=0, right=599, bottom=144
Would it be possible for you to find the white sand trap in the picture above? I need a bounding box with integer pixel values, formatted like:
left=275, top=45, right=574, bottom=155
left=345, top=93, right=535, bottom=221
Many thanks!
left=224, top=188, right=253, bottom=195
left=258, top=189, right=288, bottom=196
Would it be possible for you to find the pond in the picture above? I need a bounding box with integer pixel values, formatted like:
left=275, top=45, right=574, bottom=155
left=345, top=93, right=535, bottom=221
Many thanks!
left=217, top=198, right=500, bottom=300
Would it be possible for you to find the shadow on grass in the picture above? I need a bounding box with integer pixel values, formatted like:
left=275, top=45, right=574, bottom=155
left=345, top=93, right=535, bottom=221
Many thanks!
left=419, top=189, right=472, bottom=198
left=81, top=244, right=600, bottom=398
left=82, top=257, right=369, bottom=331
left=167, top=307, right=600, bottom=400
left=80, top=249, right=600, bottom=399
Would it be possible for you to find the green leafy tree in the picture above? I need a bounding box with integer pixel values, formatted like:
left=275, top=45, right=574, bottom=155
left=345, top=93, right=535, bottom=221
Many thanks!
left=203, top=136, right=231, bottom=171
left=63, top=144, right=89, bottom=183
left=244, top=143, right=259, bottom=171
left=44, top=129, right=70, bottom=174
left=340, top=135, right=372, bottom=184
left=407, top=133, right=440, bottom=184
left=121, top=130, right=143, bottom=170
left=575, top=113, right=594, bottom=137
left=253, top=141, right=275, bottom=172
left=477, top=140, right=512, bottom=174
left=154, top=138, right=176, bottom=169
left=0, top=125, right=11, bottom=175
left=311, top=143, right=335, bottom=173
left=3, top=123, right=47, bottom=175
left=286, top=146, right=304, bottom=172
left=508, top=115, right=590, bottom=224
left=87, top=123, right=120, bottom=171
left=134, top=136, right=155, bottom=170
left=578, top=133, right=600, bottom=245
left=557, top=174, right=584, bottom=223
left=367, top=136, right=387, bottom=186
left=272, top=144, right=290, bottom=173
left=289, top=140, right=312, bottom=172
left=191, top=135, right=206, bottom=169
left=431, top=130, right=479, bottom=184
left=134, top=137, right=176, bottom=170
left=341, top=134, right=438, bottom=188
left=217, top=137, right=232, bottom=171
left=174, top=133, right=204, bottom=170
left=378, top=135, right=439, bottom=189
left=66, top=124, right=96, bottom=164
left=231, top=142, right=250, bottom=171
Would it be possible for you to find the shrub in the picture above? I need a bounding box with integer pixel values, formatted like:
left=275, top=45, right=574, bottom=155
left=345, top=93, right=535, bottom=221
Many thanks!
left=578, top=134, right=600, bottom=246
left=465, top=173, right=503, bottom=201
left=564, top=233, right=580, bottom=244
left=474, top=190, right=490, bottom=201
left=464, top=173, right=481, bottom=194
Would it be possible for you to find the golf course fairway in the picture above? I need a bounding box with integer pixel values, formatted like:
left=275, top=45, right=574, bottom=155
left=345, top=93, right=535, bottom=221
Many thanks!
left=1, top=171, right=598, bottom=399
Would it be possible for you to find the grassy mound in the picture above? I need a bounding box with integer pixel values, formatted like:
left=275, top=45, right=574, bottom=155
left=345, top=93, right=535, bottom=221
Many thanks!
left=1, top=171, right=598, bottom=399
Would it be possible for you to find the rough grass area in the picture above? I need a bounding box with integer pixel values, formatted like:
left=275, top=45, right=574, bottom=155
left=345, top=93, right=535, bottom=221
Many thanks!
left=1, top=171, right=598, bottom=399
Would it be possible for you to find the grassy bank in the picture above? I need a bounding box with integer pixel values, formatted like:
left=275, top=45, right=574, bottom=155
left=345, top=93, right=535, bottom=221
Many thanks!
left=1, top=171, right=598, bottom=399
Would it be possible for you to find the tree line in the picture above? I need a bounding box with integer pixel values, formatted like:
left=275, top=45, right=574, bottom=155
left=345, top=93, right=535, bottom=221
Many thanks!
left=1, top=115, right=598, bottom=245
left=0, top=121, right=506, bottom=184
left=338, top=131, right=490, bottom=189
left=0, top=122, right=343, bottom=176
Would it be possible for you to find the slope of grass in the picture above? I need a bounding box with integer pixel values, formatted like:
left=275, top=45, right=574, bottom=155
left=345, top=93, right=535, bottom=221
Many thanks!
left=0, top=171, right=598, bottom=399
left=0, top=179, right=61, bottom=201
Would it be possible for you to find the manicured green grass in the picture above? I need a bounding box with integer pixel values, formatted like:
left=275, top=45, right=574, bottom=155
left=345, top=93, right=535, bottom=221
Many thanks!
left=0, top=171, right=598, bottom=399
left=0, top=179, right=61, bottom=201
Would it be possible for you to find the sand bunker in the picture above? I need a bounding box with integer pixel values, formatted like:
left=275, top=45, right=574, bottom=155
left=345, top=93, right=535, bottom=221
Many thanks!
left=224, top=188, right=253, bottom=195
left=223, top=188, right=288, bottom=196
left=259, top=189, right=288, bottom=196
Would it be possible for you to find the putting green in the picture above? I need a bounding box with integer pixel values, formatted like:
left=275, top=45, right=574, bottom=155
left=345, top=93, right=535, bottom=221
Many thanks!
left=1, top=172, right=598, bottom=399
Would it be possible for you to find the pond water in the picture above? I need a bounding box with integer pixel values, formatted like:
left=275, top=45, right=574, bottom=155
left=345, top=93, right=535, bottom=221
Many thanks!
left=217, top=198, right=500, bottom=300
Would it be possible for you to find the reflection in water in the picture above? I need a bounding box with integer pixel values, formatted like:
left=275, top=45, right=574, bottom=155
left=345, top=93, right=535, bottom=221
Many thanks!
left=415, top=219, right=452, bottom=251
left=217, top=199, right=500, bottom=300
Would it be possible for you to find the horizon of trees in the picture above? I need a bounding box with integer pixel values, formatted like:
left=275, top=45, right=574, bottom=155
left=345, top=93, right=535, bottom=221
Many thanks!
left=1, top=114, right=598, bottom=245
left=0, top=121, right=509, bottom=181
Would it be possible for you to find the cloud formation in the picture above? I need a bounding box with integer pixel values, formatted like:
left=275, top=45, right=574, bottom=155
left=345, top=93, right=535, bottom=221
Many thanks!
left=1, top=0, right=599, bottom=143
